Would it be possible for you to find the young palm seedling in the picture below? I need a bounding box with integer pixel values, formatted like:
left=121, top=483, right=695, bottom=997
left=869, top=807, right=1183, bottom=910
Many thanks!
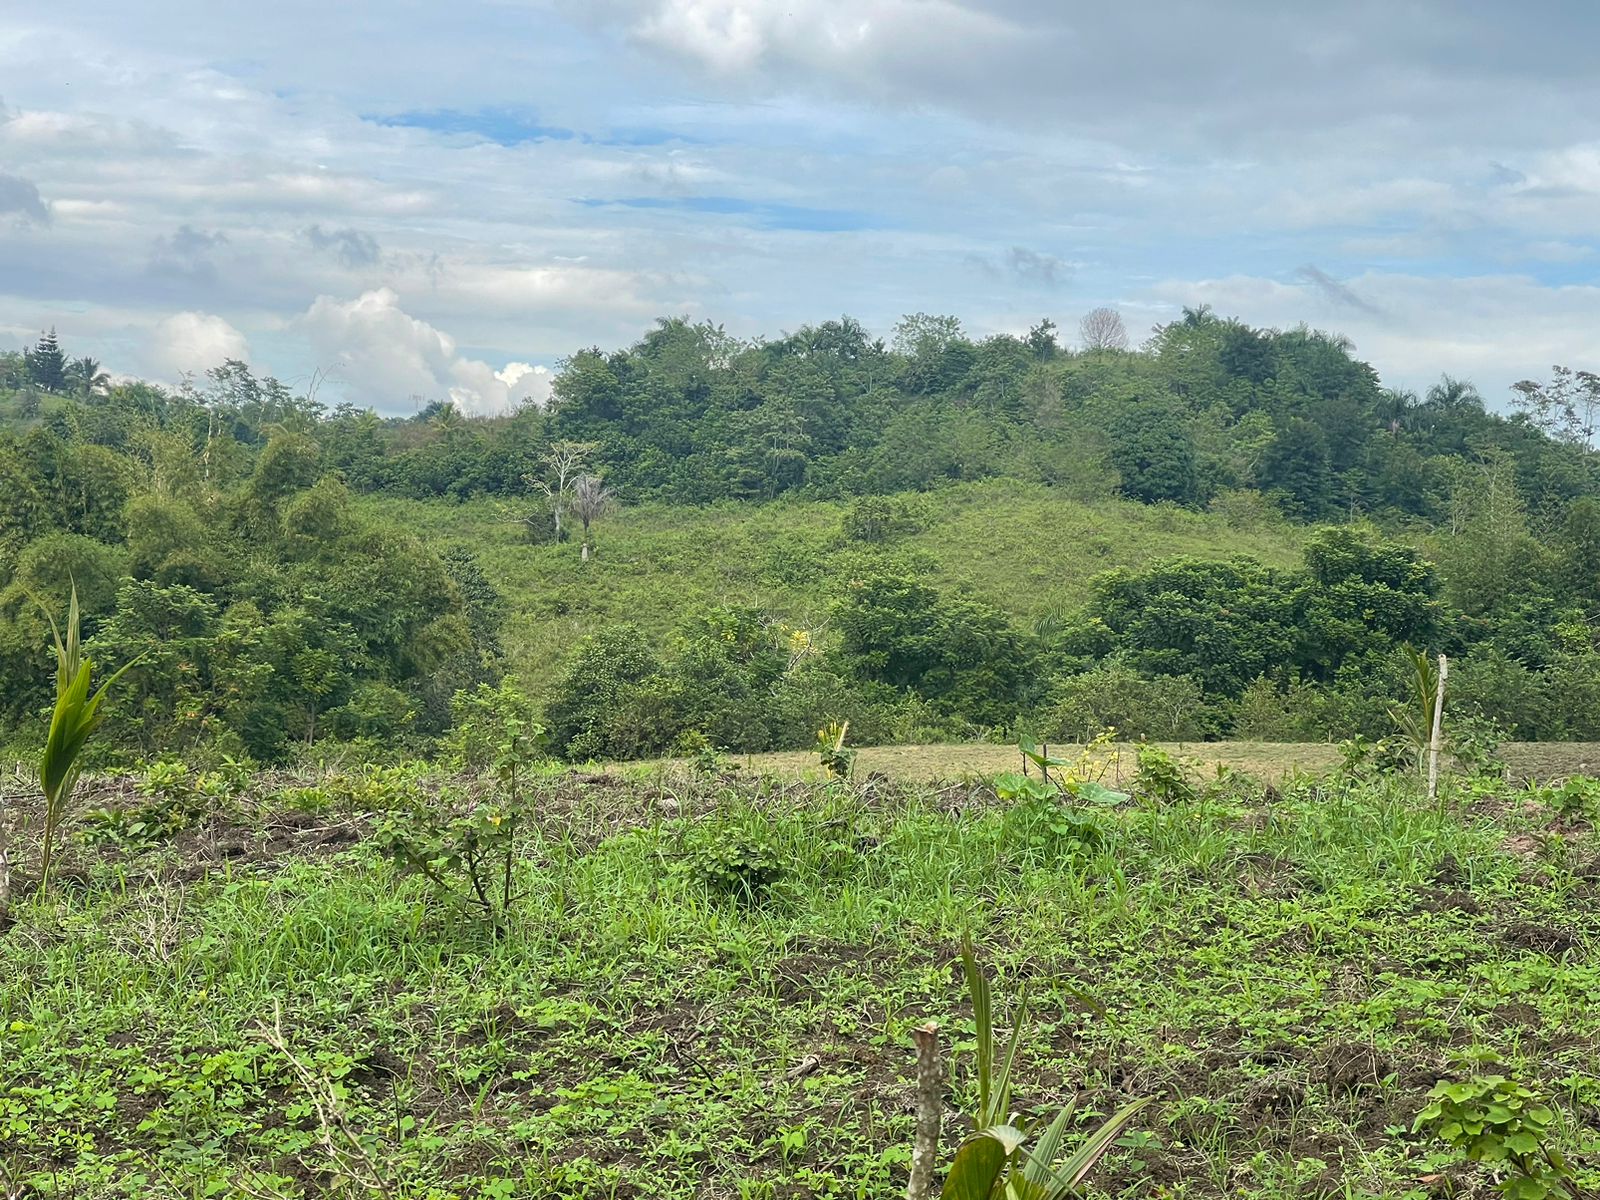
left=32, top=584, right=140, bottom=896
left=907, top=938, right=1151, bottom=1200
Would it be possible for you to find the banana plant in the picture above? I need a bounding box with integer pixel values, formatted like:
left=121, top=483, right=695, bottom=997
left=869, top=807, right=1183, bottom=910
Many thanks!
left=34, top=585, right=140, bottom=893
left=937, top=939, right=1151, bottom=1200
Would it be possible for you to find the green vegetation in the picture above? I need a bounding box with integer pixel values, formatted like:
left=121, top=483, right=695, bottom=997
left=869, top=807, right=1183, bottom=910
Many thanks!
left=3, top=747, right=1599, bottom=1196
left=4, top=314, right=1600, bottom=763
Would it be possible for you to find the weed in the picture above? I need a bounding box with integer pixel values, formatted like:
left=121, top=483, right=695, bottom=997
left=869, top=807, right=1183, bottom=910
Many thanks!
left=676, top=730, right=733, bottom=778
left=1414, top=1072, right=1575, bottom=1200
left=82, top=760, right=202, bottom=847
left=1133, top=744, right=1196, bottom=806
left=1535, top=776, right=1600, bottom=822
left=675, top=824, right=788, bottom=905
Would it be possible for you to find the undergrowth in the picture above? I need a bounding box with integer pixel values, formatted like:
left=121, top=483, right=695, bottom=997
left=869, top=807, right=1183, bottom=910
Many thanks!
left=0, top=759, right=1596, bottom=1198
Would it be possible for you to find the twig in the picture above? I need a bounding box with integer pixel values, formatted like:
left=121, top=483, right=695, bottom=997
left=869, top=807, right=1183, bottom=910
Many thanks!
left=908, top=1021, right=943, bottom=1200
left=778, top=1054, right=822, bottom=1083
left=254, top=1003, right=397, bottom=1200
left=0, top=819, right=11, bottom=931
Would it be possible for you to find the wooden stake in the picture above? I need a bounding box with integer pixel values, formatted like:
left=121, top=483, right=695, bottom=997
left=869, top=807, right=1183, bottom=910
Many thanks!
left=1427, top=654, right=1449, bottom=805
left=907, top=1021, right=942, bottom=1200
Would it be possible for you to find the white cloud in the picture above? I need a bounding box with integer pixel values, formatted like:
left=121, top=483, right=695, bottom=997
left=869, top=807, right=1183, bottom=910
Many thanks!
left=148, top=310, right=250, bottom=379
left=297, top=288, right=551, bottom=414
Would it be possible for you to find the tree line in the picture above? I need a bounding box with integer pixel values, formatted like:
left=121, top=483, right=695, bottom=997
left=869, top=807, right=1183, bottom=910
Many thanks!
left=3, top=314, right=1600, bottom=760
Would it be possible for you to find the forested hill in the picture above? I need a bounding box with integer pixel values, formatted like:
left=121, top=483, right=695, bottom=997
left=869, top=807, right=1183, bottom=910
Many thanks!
left=4, top=312, right=1600, bottom=764
left=6, top=310, right=1598, bottom=520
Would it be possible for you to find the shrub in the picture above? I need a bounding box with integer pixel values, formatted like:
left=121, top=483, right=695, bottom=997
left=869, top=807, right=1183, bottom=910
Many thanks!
left=1414, top=1073, right=1574, bottom=1200
left=1042, top=663, right=1210, bottom=742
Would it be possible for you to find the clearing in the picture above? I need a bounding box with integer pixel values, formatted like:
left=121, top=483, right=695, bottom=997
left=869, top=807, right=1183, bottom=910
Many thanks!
left=1, top=760, right=1597, bottom=1197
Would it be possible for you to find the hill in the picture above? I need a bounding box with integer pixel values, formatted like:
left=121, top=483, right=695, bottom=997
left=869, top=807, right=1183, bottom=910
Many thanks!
left=365, top=479, right=1306, bottom=696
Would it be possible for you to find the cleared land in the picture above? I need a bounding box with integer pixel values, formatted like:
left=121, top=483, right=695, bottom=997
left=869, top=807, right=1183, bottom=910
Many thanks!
left=1, top=762, right=1597, bottom=1197
left=631, top=740, right=1600, bottom=785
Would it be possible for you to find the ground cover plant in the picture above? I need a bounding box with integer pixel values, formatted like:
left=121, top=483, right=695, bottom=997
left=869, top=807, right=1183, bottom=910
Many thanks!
left=1, top=746, right=1598, bottom=1198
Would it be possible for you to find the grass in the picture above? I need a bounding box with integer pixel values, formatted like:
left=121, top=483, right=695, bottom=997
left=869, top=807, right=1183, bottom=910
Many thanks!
left=364, top=479, right=1305, bottom=694
left=625, top=741, right=1600, bottom=787
left=1, top=758, right=1597, bottom=1198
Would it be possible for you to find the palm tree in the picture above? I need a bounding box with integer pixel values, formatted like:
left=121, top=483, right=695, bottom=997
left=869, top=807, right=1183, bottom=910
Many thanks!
left=67, top=356, right=110, bottom=400
left=429, top=402, right=464, bottom=433
left=570, top=473, right=614, bottom=562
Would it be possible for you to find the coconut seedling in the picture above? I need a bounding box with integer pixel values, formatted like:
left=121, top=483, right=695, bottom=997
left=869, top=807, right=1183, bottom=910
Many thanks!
left=34, top=584, right=139, bottom=894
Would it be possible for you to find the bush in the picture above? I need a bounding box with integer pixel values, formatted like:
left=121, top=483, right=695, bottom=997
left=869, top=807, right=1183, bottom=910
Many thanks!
left=1041, top=663, right=1212, bottom=742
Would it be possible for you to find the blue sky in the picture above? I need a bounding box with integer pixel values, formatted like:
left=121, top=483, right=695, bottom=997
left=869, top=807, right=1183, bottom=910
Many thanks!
left=1, top=0, right=1598, bottom=413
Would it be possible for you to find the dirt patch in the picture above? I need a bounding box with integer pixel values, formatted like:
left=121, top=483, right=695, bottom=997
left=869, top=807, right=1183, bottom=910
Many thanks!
left=1410, top=887, right=1483, bottom=915
left=1322, top=1042, right=1390, bottom=1095
left=1501, top=921, right=1578, bottom=955
left=771, top=938, right=884, bottom=1003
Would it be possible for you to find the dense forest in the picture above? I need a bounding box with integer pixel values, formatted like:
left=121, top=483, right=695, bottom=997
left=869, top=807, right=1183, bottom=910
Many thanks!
left=4, top=312, right=1600, bottom=763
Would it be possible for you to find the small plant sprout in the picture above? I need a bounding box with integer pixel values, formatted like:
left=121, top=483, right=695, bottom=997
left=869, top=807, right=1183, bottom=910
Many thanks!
left=34, top=583, right=140, bottom=894
left=817, top=720, right=855, bottom=779
left=906, top=938, right=1151, bottom=1200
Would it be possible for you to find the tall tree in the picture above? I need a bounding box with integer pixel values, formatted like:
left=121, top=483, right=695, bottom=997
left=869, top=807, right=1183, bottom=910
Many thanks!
left=67, top=356, right=110, bottom=400
left=525, top=439, right=598, bottom=544
left=23, top=328, right=67, bottom=392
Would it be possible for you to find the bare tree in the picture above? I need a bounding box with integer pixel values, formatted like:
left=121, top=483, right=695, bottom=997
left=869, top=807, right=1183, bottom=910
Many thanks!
left=1079, top=306, right=1129, bottom=351
left=1511, top=366, right=1600, bottom=448
left=570, top=473, right=614, bottom=561
left=524, top=439, right=598, bottom=544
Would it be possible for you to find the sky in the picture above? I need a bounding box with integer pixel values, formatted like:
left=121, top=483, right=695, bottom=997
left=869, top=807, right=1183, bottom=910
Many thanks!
left=2, top=0, right=1598, bottom=414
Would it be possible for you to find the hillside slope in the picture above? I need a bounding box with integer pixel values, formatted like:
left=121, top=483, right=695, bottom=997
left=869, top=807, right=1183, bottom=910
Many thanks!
left=366, top=479, right=1307, bottom=694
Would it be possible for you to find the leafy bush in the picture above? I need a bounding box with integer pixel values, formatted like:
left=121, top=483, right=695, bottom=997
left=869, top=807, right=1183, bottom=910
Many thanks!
left=1414, top=1073, right=1574, bottom=1200
left=1133, top=745, right=1196, bottom=806
left=82, top=757, right=202, bottom=846
left=675, top=826, right=788, bottom=906
left=1533, top=776, right=1600, bottom=822
left=375, top=715, right=539, bottom=932
left=1042, top=663, right=1210, bottom=742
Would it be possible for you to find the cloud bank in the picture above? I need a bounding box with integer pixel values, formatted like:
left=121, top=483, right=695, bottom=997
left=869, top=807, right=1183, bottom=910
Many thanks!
left=2, top=1, right=1598, bottom=409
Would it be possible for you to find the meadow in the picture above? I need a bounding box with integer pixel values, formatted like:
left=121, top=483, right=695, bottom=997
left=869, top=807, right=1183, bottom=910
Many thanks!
left=365, top=480, right=1304, bottom=695
left=2, top=748, right=1597, bottom=1198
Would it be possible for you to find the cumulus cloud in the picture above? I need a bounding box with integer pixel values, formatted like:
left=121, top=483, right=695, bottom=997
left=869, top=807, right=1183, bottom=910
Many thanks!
left=298, top=288, right=551, bottom=414
left=0, top=173, right=49, bottom=223
left=5, top=3, right=1600, bottom=407
left=304, top=224, right=381, bottom=268
left=149, top=311, right=250, bottom=380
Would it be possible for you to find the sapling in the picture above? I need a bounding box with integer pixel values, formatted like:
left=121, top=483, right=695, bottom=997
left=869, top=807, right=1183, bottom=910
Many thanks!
left=906, top=938, right=1151, bottom=1200
left=33, top=584, right=139, bottom=895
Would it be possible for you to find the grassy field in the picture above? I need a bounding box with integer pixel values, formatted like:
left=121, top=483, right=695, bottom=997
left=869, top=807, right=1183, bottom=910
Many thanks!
left=2, top=758, right=1597, bottom=1198
left=365, top=480, right=1305, bottom=694
left=631, top=740, right=1600, bottom=787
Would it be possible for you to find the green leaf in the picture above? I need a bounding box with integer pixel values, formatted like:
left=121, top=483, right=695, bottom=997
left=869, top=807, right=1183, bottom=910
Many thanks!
left=1051, top=1097, right=1153, bottom=1191
left=1071, top=781, right=1130, bottom=807
left=941, top=1131, right=1011, bottom=1200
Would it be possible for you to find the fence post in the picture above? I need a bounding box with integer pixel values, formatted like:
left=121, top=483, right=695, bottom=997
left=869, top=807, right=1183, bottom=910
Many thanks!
left=1427, top=654, right=1449, bottom=804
